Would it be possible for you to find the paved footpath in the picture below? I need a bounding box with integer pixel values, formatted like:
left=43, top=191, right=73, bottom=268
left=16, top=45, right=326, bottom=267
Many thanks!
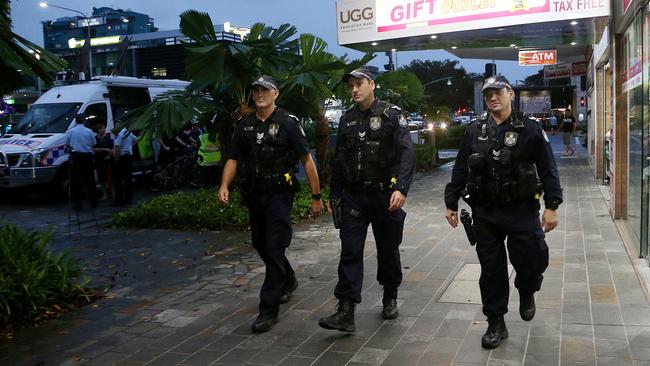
left=3, top=135, right=650, bottom=366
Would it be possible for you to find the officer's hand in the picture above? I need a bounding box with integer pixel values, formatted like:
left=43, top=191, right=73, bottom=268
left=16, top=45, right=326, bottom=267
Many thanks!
left=445, top=209, right=459, bottom=228
left=388, top=191, right=406, bottom=212
left=541, top=209, right=558, bottom=233
left=327, top=200, right=333, bottom=214
left=217, top=187, right=229, bottom=204
left=311, top=199, right=325, bottom=217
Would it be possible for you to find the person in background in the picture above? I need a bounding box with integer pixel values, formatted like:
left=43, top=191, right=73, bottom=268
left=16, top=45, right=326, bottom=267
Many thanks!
left=561, top=109, right=576, bottom=156
left=197, top=117, right=221, bottom=188
left=92, top=124, right=114, bottom=200
left=113, top=127, right=138, bottom=206
left=64, top=114, right=97, bottom=210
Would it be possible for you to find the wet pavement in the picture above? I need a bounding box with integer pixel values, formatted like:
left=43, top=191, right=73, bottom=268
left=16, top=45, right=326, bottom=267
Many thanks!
left=2, top=135, right=649, bottom=366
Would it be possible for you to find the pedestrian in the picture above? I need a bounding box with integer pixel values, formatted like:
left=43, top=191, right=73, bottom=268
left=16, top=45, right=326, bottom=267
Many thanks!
left=548, top=113, right=558, bottom=135
left=318, top=67, right=416, bottom=332
left=92, top=124, right=114, bottom=200
left=64, top=113, right=97, bottom=210
left=197, top=116, right=221, bottom=188
left=218, top=75, right=324, bottom=333
left=444, top=75, right=563, bottom=349
left=561, top=109, right=576, bottom=156
left=113, top=127, right=138, bottom=205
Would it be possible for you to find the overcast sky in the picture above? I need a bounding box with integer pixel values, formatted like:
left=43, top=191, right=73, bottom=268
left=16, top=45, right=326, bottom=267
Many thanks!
left=11, top=0, right=538, bottom=83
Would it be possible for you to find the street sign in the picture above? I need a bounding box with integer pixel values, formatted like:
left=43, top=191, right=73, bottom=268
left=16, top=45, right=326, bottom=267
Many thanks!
left=544, top=64, right=572, bottom=79
left=519, top=50, right=557, bottom=66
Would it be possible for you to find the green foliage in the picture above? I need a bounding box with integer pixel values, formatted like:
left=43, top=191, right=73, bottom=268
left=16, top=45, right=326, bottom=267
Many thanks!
left=375, top=70, right=424, bottom=111
left=447, top=124, right=467, bottom=138
left=0, top=224, right=93, bottom=325
left=414, top=144, right=436, bottom=172
left=1, top=0, right=67, bottom=94
left=113, top=185, right=330, bottom=231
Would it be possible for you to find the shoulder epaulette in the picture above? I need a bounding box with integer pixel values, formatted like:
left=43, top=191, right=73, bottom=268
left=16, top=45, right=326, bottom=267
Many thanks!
left=288, top=114, right=299, bottom=123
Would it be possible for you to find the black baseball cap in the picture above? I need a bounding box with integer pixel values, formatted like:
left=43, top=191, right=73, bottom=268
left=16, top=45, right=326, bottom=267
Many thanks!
left=252, top=75, right=278, bottom=90
left=342, top=67, right=375, bottom=83
left=481, top=75, right=512, bottom=92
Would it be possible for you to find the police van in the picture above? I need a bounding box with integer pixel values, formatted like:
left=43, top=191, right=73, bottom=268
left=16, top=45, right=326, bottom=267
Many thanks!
left=0, top=76, right=189, bottom=192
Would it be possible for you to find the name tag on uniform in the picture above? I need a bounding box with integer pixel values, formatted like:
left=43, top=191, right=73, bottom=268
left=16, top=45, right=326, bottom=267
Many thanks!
left=244, top=126, right=254, bottom=131
left=347, top=121, right=358, bottom=127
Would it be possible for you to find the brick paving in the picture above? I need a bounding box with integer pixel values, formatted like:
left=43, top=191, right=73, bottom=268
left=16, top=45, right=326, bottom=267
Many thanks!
left=2, top=135, right=650, bottom=366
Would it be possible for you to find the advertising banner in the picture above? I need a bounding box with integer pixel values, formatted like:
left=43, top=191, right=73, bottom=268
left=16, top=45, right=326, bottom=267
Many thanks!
left=544, top=64, right=571, bottom=79
left=519, top=50, right=557, bottom=66
left=337, top=0, right=610, bottom=45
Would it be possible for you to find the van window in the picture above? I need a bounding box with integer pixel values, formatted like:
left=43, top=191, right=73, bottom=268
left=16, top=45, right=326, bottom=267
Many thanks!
left=12, top=103, right=81, bottom=134
left=83, top=103, right=108, bottom=128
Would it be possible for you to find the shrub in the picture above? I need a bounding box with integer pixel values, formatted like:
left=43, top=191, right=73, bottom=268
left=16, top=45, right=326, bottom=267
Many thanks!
left=113, top=185, right=330, bottom=231
left=414, top=144, right=436, bottom=172
left=0, top=225, right=94, bottom=325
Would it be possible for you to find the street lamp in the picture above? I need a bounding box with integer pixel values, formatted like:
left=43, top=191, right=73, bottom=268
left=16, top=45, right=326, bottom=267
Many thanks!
left=40, top=2, right=93, bottom=78
left=423, top=76, right=453, bottom=87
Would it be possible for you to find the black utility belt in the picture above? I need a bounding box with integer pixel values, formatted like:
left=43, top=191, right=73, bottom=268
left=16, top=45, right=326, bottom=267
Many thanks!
left=344, top=180, right=392, bottom=193
left=69, top=152, right=93, bottom=158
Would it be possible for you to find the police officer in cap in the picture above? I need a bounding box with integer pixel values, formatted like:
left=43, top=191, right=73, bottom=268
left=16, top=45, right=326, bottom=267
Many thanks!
left=218, top=75, right=324, bottom=333
left=444, top=75, right=563, bottom=349
left=64, top=113, right=97, bottom=210
left=319, top=67, right=416, bottom=332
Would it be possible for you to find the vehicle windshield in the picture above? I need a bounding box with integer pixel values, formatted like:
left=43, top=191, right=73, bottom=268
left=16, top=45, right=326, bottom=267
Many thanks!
left=11, top=103, right=82, bottom=134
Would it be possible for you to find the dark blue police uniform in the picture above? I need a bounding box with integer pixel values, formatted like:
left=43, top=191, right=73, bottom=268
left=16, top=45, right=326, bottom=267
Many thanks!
left=445, top=111, right=563, bottom=318
left=330, top=99, right=416, bottom=304
left=228, top=107, right=309, bottom=316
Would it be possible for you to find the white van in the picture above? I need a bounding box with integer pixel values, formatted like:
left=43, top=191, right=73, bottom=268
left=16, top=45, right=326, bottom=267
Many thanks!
left=0, top=76, right=189, bottom=192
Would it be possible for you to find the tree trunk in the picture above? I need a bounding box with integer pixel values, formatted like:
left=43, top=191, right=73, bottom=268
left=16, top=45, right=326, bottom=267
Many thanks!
left=314, top=108, right=330, bottom=187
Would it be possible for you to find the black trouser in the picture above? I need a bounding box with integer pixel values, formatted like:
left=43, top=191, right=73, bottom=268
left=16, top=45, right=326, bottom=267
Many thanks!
left=245, top=191, right=296, bottom=314
left=69, top=152, right=96, bottom=208
left=472, top=202, right=549, bottom=318
left=114, top=154, right=133, bottom=204
left=334, top=190, right=405, bottom=303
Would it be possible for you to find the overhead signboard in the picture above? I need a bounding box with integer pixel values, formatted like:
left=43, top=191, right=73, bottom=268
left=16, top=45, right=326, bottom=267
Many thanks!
left=571, top=61, right=587, bottom=76
left=337, top=0, right=610, bottom=45
left=519, top=50, right=557, bottom=66
left=544, top=64, right=572, bottom=79
left=68, top=35, right=122, bottom=49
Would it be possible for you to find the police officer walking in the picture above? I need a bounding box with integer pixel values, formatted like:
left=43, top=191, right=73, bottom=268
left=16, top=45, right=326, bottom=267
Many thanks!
left=444, top=75, right=562, bottom=349
left=218, top=75, right=324, bottom=333
left=319, top=68, right=416, bottom=332
left=64, top=113, right=97, bottom=210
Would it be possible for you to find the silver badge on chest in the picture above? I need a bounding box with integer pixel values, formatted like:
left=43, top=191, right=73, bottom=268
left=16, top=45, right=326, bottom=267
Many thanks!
left=256, top=132, right=264, bottom=144
left=269, top=124, right=279, bottom=139
left=504, top=131, right=518, bottom=147
left=398, top=114, right=408, bottom=128
left=369, top=116, right=382, bottom=131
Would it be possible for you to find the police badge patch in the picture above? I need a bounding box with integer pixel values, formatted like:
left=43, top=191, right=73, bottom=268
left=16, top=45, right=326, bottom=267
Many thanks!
left=398, top=114, right=408, bottom=128
left=370, top=116, right=382, bottom=131
left=504, top=131, right=518, bottom=147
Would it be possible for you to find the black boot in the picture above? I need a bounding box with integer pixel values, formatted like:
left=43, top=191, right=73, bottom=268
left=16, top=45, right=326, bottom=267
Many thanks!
left=382, top=287, right=399, bottom=319
left=519, top=293, right=536, bottom=321
left=280, top=279, right=299, bottom=304
left=251, top=310, right=278, bottom=333
left=318, top=299, right=356, bottom=332
left=481, top=316, right=508, bottom=349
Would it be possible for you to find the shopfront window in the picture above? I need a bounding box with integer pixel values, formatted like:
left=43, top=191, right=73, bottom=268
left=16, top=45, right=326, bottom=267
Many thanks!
left=624, top=11, right=646, bottom=249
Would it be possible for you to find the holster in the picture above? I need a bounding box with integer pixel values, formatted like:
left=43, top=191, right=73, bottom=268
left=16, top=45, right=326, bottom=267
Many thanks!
left=460, top=209, right=477, bottom=246
left=331, top=197, right=342, bottom=229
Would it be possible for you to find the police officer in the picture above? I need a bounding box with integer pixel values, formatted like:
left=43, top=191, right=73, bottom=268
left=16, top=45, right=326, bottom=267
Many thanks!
left=444, top=75, right=562, bottom=349
left=319, top=68, right=416, bottom=332
left=64, top=113, right=97, bottom=210
left=218, top=75, right=324, bottom=333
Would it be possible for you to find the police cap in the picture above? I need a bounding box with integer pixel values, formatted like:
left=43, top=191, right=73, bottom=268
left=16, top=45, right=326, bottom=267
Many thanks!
left=482, top=75, right=512, bottom=92
left=252, top=75, right=278, bottom=91
left=342, top=67, right=375, bottom=83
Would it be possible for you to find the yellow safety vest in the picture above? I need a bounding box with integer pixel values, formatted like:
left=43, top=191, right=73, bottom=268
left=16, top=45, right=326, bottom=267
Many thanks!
left=198, top=133, right=221, bottom=166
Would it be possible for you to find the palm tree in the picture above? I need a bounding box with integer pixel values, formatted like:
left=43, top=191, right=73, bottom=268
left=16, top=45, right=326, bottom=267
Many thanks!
left=0, top=0, right=67, bottom=94
left=375, top=70, right=424, bottom=111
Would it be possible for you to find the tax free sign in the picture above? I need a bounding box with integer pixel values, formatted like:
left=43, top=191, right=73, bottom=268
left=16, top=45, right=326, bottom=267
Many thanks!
left=337, top=0, right=610, bottom=45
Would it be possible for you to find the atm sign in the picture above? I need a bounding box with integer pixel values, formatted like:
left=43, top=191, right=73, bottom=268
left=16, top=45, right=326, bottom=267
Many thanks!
left=518, top=50, right=557, bottom=66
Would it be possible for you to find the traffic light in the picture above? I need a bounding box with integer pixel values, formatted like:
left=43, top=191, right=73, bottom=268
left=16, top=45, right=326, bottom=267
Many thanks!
left=580, top=96, right=585, bottom=107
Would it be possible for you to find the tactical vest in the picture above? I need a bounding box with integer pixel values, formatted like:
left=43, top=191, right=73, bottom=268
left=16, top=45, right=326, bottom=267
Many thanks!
left=197, top=133, right=221, bottom=167
left=238, top=109, right=300, bottom=194
left=465, top=112, right=540, bottom=205
left=339, top=101, right=400, bottom=190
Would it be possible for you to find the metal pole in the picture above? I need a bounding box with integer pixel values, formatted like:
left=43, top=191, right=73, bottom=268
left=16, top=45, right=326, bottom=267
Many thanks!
left=86, top=19, right=93, bottom=78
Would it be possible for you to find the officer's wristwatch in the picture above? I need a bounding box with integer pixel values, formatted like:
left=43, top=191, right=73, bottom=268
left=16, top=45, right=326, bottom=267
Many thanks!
left=311, top=193, right=322, bottom=200
left=546, top=199, right=560, bottom=211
